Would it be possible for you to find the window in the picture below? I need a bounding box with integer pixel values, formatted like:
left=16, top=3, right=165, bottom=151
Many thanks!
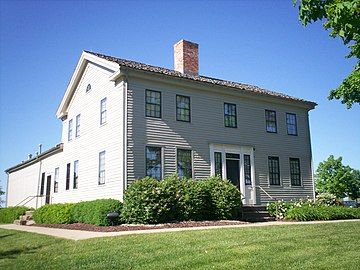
left=68, top=119, right=73, bottom=141
left=214, top=152, right=222, bottom=178
left=265, top=110, right=277, bottom=133
left=290, top=158, right=301, bottom=186
left=54, top=167, right=59, bottom=193
left=73, top=160, right=79, bottom=189
left=286, top=113, right=298, bottom=135
left=100, top=98, right=107, bottom=125
left=40, top=172, right=45, bottom=196
left=66, top=163, right=70, bottom=190
left=86, top=84, right=91, bottom=93
left=145, top=90, right=161, bottom=118
left=224, top=103, right=237, bottom=128
left=75, top=114, right=81, bottom=138
left=177, top=149, right=192, bottom=179
left=146, top=146, right=162, bottom=180
left=244, top=154, right=252, bottom=185
left=98, top=151, right=105, bottom=185
left=268, top=156, right=280, bottom=185
left=176, top=95, right=190, bottom=122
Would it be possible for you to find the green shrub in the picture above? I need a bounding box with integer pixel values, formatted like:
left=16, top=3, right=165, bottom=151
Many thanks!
left=121, top=175, right=242, bottom=224
left=33, top=203, right=73, bottom=224
left=267, top=199, right=313, bottom=219
left=71, top=199, right=122, bottom=226
left=286, top=205, right=360, bottom=221
left=315, top=193, right=342, bottom=206
left=200, top=176, right=242, bottom=220
left=0, top=206, right=30, bottom=223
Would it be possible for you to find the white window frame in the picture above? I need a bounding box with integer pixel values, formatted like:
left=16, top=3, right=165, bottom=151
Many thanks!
left=75, top=114, right=81, bottom=138
left=98, top=151, right=106, bottom=185
left=68, top=119, right=73, bottom=141
left=100, top=98, right=107, bottom=125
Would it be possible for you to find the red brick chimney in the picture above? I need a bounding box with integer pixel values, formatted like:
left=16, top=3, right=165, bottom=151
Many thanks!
left=174, top=40, right=199, bottom=76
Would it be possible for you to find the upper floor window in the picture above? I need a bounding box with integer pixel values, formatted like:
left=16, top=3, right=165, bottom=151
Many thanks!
left=68, top=119, right=73, bottom=141
left=286, top=113, right=298, bottom=135
left=290, top=158, right=301, bottom=186
left=224, top=103, right=237, bottom=128
left=244, top=154, right=252, bottom=185
left=98, top=151, right=106, bottom=185
left=176, top=95, right=190, bottom=122
left=100, top=98, right=107, bottom=125
left=145, top=90, right=161, bottom=118
left=73, top=160, right=79, bottom=189
left=265, top=110, right=277, bottom=133
left=268, top=156, right=280, bottom=185
left=54, top=167, right=59, bottom=193
left=214, top=152, right=222, bottom=178
left=177, top=149, right=192, bottom=179
left=75, top=114, right=81, bottom=138
left=86, top=84, right=91, bottom=93
left=146, top=146, right=162, bottom=180
left=66, top=163, right=71, bottom=190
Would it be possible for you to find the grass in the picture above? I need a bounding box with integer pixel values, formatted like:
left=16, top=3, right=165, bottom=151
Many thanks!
left=0, top=221, right=359, bottom=269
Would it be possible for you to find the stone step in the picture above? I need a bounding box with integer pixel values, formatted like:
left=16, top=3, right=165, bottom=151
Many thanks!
left=243, top=216, right=276, bottom=222
left=25, top=210, right=34, bottom=216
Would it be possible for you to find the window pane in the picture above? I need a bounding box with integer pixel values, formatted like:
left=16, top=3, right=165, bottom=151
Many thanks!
left=146, top=146, right=162, bottom=180
left=224, top=103, right=237, bottom=127
left=290, top=158, right=301, bottom=186
left=40, top=172, right=45, bottom=195
left=75, top=114, right=80, bottom=137
left=73, top=160, right=79, bottom=189
left=100, top=98, right=107, bottom=125
left=145, top=90, right=161, bottom=118
left=268, top=156, right=280, bottom=185
left=265, top=110, right=277, bottom=133
left=68, top=119, right=73, bottom=141
left=286, top=113, right=297, bottom=135
left=214, top=152, right=222, bottom=178
left=54, top=167, right=59, bottom=193
left=177, top=149, right=192, bottom=179
left=176, top=95, right=190, bottom=122
left=244, top=154, right=252, bottom=185
left=66, top=163, right=71, bottom=190
left=98, top=151, right=105, bottom=185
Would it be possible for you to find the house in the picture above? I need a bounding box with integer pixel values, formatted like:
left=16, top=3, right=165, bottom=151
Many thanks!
left=5, top=40, right=317, bottom=209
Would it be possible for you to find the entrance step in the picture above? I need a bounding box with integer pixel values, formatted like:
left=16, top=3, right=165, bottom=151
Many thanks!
left=242, top=205, right=275, bottom=222
left=14, top=210, right=35, bottom=226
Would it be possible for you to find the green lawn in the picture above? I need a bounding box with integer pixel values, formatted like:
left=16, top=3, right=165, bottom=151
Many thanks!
left=1, top=221, right=359, bottom=269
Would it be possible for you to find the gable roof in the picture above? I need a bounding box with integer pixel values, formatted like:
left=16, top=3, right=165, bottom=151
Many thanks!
left=85, top=50, right=317, bottom=108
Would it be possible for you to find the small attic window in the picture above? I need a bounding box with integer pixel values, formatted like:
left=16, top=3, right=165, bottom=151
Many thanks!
left=86, top=84, right=91, bottom=93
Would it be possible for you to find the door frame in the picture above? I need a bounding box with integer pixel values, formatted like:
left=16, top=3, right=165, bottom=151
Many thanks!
left=210, top=143, right=256, bottom=205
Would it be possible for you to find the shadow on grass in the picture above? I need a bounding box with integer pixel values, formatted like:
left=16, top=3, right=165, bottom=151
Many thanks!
left=0, top=245, right=43, bottom=260
left=0, top=234, right=14, bottom=239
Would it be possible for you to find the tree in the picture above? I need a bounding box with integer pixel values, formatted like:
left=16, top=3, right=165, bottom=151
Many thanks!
left=294, top=0, right=360, bottom=108
left=316, top=155, right=360, bottom=200
left=0, top=186, right=5, bottom=208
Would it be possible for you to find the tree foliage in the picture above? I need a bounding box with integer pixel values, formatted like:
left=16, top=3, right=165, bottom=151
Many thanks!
left=0, top=186, right=5, bottom=207
left=316, top=155, right=360, bottom=200
left=294, top=0, right=360, bottom=108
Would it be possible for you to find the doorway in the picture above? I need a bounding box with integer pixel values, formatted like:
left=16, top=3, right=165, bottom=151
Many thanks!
left=225, top=153, right=240, bottom=189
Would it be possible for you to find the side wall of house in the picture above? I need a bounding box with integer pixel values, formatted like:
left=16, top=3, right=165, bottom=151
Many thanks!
left=7, top=151, right=63, bottom=209
left=55, top=62, right=125, bottom=203
left=126, top=76, right=314, bottom=204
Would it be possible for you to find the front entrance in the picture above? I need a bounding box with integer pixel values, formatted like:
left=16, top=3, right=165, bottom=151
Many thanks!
left=45, top=175, right=51, bottom=204
left=226, top=154, right=240, bottom=190
left=210, top=144, right=256, bottom=205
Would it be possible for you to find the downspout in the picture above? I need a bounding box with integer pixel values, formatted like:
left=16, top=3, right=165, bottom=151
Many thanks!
left=123, top=71, right=128, bottom=200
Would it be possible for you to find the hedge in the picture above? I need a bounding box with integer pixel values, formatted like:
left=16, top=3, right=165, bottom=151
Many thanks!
left=286, top=205, right=360, bottom=221
left=70, top=199, right=122, bottom=226
left=121, top=175, right=242, bottom=224
left=0, top=206, right=30, bottom=224
left=33, top=203, right=73, bottom=224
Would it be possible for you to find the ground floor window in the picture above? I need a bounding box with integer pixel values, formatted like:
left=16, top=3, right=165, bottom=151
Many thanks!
left=290, top=158, right=301, bottom=186
left=268, top=156, right=280, bottom=185
left=66, top=163, right=70, bottom=190
left=54, top=167, right=59, bottom=193
left=146, top=146, right=162, bottom=180
left=73, top=160, right=79, bottom=189
left=177, top=149, right=192, bottom=179
left=98, top=151, right=105, bottom=185
left=40, top=172, right=45, bottom=195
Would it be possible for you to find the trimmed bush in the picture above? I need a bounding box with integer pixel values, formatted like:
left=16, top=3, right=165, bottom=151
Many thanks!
left=0, top=206, right=30, bottom=223
left=70, top=199, right=122, bottom=226
left=33, top=203, right=73, bottom=224
left=121, top=175, right=242, bottom=224
left=286, top=205, right=360, bottom=221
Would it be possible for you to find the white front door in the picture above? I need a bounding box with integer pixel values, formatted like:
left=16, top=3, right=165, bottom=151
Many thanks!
left=210, top=144, right=256, bottom=205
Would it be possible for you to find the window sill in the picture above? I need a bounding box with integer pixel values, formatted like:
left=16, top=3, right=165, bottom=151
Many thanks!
left=100, top=122, right=107, bottom=127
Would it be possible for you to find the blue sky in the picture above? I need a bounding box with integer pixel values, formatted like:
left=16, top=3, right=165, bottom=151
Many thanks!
left=0, top=0, right=359, bottom=191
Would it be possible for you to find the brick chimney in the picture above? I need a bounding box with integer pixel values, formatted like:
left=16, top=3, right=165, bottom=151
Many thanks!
left=174, top=40, right=199, bottom=76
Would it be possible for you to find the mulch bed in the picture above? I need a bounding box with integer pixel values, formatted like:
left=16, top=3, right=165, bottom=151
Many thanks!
left=31, top=220, right=248, bottom=232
